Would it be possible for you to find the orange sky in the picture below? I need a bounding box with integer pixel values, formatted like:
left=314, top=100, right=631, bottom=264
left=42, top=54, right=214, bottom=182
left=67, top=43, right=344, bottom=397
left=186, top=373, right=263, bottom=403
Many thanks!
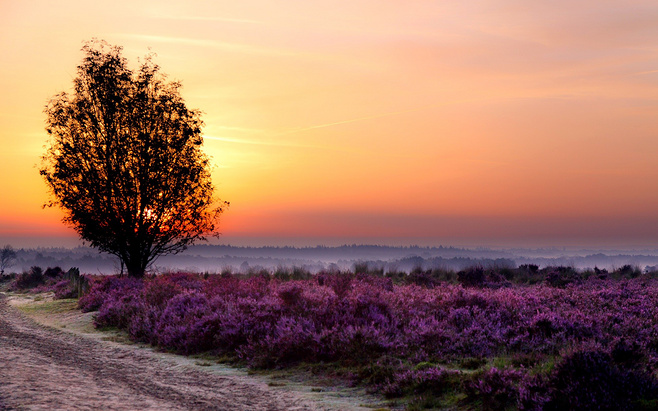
left=1, top=1, right=658, bottom=248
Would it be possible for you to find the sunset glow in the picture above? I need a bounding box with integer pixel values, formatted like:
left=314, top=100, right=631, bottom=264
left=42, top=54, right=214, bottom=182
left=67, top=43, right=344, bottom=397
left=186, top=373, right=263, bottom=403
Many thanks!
left=1, top=1, right=657, bottom=247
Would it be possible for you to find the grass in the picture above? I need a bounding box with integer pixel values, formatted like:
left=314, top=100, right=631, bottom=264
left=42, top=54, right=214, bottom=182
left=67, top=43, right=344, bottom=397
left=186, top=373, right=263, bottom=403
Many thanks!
left=13, top=297, right=78, bottom=315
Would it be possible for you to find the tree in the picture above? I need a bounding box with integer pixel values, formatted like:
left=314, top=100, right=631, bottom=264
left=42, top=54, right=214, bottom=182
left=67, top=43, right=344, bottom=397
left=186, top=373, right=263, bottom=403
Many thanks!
left=0, top=245, right=17, bottom=275
left=40, top=40, right=227, bottom=278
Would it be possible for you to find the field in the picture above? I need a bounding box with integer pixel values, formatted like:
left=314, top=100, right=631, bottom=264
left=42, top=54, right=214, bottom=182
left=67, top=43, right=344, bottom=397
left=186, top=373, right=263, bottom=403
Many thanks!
left=5, top=265, right=658, bottom=410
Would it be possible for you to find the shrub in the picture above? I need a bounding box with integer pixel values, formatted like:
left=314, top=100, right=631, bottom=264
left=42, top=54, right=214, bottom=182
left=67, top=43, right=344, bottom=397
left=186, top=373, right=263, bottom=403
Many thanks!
left=13, top=266, right=45, bottom=290
left=44, top=266, right=64, bottom=278
left=519, top=264, right=539, bottom=273
left=153, top=291, right=215, bottom=354
left=615, top=264, right=641, bottom=279
left=277, top=283, right=304, bottom=307
left=543, top=349, right=658, bottom=411
left=326, top=273, right=352, bottom=299
left=382, top=366, right=461, bottom=399
left=457, top=266, right=485, bottom=287
left=464, top=367, right=523, bottom=410
left=78, top=276, right=143, bottom=312
left=407, top=268, right=440, bottom=288
left=53, top=280, right=77, bottom=299
left=544, top=266, right=580, bottom=288
left=143, top=277, right=182, bottom=308
left=356, top=356, right=402, bottom=388
left=611, top=338, right=645, bottom=368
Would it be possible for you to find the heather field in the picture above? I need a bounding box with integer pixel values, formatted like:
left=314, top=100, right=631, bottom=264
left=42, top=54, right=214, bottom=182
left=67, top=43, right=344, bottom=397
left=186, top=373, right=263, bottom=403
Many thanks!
left=61, top=266, right=657, bottom=410
left=6, top=266, right=658, bottom=410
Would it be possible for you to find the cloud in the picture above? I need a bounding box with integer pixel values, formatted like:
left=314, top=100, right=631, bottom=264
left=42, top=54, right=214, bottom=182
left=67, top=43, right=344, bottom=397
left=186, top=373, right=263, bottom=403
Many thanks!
left=155, top=15, right=262, bottom=25
left=203, top=135, right=333, bottom=150
left=115, top=34, right=296, bottom=57
left=633, top=69, right=658, bottom=76
left=276, top=103, right=446, bottom=137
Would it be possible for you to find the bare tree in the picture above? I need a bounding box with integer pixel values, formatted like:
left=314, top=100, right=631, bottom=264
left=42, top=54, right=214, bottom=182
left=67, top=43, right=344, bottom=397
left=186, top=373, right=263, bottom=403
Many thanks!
left=0, top=245, right=17, bottom=275
left=40, top=40, right=227, bottom=277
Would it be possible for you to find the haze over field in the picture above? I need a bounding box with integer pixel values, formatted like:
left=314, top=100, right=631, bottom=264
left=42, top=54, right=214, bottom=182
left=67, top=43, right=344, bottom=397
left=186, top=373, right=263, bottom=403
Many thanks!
left=7, top=245, right=658, bottom=276
left=1, top=1, right=657, bottom=248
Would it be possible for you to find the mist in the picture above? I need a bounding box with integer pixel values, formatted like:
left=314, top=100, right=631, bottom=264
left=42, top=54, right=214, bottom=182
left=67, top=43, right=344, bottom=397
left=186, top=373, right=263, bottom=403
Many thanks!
left=5, top=244, right=658, bottom=276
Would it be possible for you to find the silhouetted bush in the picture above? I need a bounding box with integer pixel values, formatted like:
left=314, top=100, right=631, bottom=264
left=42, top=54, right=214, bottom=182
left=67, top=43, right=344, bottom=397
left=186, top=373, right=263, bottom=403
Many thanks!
left=615, top=264, right=642, bottom=279
left=457, top=266, right=486, bottom=287
left=353, top=262, right=369, bottom=274
left=14, top=266, right=45, bottom=289
left=274, top=266, right=314, bottom=281
left=610, top=339, right=646, bottom=369
left=273, top=266, right=292, bottom=281
left=544, top=266, right=580, bottom=288
left=543, top=349, right=658, bottom=411
left=44, top=266, right=64, bottom=278
left=519, top=264, right=539, bottom=273
left=277, top=282, right=304, bottom=306
left=407, top=267, right=440, bottom=288
left=464, top=367, right=523, bottom=410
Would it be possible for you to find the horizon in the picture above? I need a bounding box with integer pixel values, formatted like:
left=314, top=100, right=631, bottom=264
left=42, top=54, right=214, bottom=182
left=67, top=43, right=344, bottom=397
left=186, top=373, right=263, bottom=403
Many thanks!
left=4, top=234, right=658, bottom=254
left=2, top=1, right=657, bottom=248
left=7, top=240, right=658, bottom=277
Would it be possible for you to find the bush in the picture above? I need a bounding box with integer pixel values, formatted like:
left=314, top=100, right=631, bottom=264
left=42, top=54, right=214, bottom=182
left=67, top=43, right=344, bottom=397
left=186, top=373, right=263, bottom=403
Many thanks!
left=13, top=266, right=45, bottom=290
left=615, top=264, right=642, bottom=279
left=382, top=366, right=460, bottom=399
left=543, top=349, right=658, bottom=411
left=277, top=283, right=304, bottom=307
left=153, top=291, right=215, bottom=354
left=464, top=367, right=523, bottom=410
left=326, top=273, right=352, bottom=298
left=458, top=266, right=486, bottom=287
left=78, top=276, right=143, bottom=312
left=44, top=266, right=64, bottom=278
left=544, top=266, right=580, bottom=288
left=407, top=268, right=440, bottom=288
left=53, top=280, right=77, bottom=299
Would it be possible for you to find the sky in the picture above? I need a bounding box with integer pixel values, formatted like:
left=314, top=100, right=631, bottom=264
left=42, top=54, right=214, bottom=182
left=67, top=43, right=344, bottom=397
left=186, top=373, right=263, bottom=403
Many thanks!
left=1, top=0, right=657, bottom=248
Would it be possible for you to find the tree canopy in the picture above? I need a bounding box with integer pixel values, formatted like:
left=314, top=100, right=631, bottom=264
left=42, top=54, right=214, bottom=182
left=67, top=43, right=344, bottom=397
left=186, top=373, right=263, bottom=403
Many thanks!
left=40, top=40, right=226, bottom=277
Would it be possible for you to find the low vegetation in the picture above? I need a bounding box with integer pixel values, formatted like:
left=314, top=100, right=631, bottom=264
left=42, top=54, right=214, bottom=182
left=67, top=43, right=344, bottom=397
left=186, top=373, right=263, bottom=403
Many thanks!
left=5, top=264, right=658, bottom=409
left=2, top=266, right=79, bottom=299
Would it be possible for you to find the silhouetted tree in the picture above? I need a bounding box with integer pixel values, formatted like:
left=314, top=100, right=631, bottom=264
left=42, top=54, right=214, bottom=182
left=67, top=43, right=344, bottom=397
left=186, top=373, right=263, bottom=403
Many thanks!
left=40, top=40, right=227, bottom=278
left=0, top=245, right=17, bottom=275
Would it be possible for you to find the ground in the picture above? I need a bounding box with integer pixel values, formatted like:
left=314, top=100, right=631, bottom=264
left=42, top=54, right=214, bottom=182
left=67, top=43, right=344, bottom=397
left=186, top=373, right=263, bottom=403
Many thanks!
left=0, top=293, right=386, bottom=410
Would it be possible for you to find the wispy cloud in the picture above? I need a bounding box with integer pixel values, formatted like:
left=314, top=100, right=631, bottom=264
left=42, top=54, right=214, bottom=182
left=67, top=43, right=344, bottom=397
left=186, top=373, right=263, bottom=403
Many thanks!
left=208, top=125, right=267, bottom=134
left=203, top=135, right=270, bottom=146
left=155, top=15, right=262, bottom=25
left=632, top=69, right=658, bottom=76
left=276, top=103, right=449, bottom=137
left=115, top=34, right=295, bottom=57
left=203, top=135, right=332, bottom=150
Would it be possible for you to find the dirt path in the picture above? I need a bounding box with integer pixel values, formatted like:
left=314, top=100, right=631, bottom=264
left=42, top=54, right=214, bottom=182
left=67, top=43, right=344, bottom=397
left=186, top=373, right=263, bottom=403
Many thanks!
left=0, top=294, right=330, bottom=411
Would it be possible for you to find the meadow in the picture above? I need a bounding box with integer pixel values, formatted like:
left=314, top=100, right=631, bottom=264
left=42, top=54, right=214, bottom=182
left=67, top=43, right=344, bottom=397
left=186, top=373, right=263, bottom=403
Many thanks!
left=5, top=265, right=658, bottom=410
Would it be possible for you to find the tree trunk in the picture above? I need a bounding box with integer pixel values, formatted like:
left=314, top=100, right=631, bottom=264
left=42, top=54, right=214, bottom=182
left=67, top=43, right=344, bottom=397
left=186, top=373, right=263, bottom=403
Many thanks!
left=125, top=258, right=146, bottom=278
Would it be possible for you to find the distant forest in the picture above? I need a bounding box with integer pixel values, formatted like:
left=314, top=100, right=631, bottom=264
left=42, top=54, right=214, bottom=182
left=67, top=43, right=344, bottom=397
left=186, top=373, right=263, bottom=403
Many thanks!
left=5, top=244, right=658, bottom=275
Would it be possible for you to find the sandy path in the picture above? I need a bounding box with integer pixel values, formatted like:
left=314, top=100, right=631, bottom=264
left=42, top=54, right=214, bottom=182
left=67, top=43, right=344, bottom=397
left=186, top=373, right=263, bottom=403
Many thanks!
left=0, top=294, right=323, bottom=411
